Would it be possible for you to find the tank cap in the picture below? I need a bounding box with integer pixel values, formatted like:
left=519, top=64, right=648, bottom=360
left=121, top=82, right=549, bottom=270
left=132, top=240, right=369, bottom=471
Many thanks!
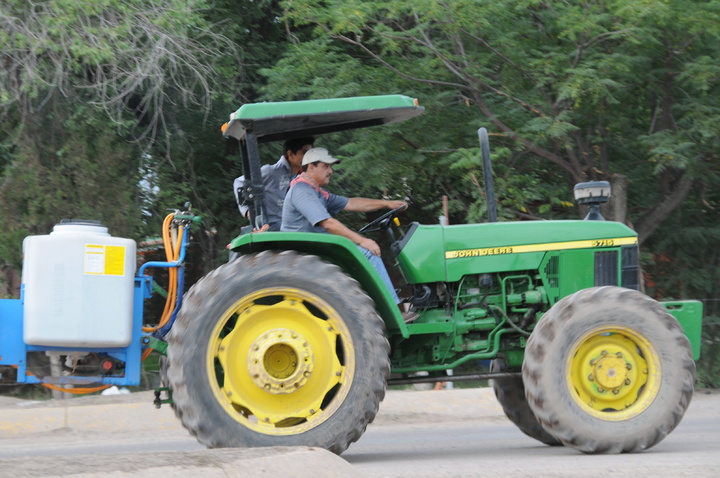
left=58, top=219, right=105, bottom=227
left=52, top=219, right=109, bottom=235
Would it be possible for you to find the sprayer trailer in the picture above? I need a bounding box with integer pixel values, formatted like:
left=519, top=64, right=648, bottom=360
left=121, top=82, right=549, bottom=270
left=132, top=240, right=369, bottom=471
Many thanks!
left=0, top=95, right=703, bottom=456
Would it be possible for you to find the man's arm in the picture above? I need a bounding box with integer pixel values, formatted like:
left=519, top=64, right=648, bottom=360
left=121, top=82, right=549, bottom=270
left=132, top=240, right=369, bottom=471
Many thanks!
left=318, top=217, right=382, bottom=256
left=345, top=198, right=407, bottom=212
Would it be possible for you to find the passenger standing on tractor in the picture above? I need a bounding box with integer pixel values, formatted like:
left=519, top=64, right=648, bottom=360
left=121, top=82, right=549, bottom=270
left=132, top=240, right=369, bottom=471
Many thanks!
left=233, top=137, right=315, bottom=231
left=281, top=147, right=418, bottom=322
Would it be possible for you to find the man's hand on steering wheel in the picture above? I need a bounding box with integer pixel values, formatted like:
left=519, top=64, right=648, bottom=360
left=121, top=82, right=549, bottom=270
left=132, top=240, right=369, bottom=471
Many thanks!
left=358, top=202, right=408, bottom=234
left=386, top=200, right=408, bottom=211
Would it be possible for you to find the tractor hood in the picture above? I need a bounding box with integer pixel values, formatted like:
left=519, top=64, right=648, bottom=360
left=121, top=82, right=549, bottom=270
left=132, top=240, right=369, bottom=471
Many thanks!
left=222, top=95, right=424, bottom=142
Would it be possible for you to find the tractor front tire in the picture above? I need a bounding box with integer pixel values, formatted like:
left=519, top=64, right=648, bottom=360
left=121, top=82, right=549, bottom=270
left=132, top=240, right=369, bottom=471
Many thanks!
left=490, top=359, right=562, bottom=446
left=523, top=286, right=695, bottom=453
left=166, top=251, right=390, bottom=454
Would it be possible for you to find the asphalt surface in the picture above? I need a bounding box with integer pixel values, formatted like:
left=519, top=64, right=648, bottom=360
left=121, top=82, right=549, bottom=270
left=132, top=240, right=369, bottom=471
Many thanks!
left=0, top=387, right=504, bottom=477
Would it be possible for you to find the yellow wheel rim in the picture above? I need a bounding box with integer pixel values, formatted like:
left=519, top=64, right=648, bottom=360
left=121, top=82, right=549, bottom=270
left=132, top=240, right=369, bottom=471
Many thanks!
left=206, top=287, right=355, bottom=435
left=567, top=326, right=660, bottom=421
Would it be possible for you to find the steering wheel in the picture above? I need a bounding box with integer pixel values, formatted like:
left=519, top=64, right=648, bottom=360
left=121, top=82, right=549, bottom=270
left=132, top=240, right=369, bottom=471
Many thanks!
left=358, top=205, right=407, bottom=234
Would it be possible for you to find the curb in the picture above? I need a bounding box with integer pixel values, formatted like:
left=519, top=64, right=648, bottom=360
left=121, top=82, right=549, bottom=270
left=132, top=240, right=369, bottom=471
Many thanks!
left=0, top=447, right=366, bottom=478
left=0, top=392, right=180, bottom=435
left=0, top=388, right=504, bottom=477
left=0, top=388, right=504, bottom=436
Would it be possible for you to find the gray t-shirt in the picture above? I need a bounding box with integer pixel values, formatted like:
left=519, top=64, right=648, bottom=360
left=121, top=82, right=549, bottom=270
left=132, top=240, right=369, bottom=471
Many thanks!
left=281, top=182, right=349, bottom=233
left=233, top=156, right=292, bottom=231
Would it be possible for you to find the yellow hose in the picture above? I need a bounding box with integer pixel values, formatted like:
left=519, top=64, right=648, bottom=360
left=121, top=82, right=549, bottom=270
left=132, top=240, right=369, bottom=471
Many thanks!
left=142, top=213, right=184, bottom=333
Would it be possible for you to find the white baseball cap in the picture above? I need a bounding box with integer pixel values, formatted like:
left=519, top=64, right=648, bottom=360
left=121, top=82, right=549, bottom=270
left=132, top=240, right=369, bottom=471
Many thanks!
left=301, top=147, right=341, bottom=166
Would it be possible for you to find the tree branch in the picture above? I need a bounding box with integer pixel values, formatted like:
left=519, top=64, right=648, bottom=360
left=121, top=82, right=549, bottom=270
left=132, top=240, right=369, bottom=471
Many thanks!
left=469, top=90, right=583, bottom=182
left=635, top=174, right=695, bottom=245
left=370, top=25, right=552, bottom=119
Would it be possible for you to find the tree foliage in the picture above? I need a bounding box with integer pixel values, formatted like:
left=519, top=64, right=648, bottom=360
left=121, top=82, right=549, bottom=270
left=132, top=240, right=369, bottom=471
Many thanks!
left=0, top=0, right=240, bottom=273
left=0, top=0, right=234, bottom=144
left=277, top=0, right=720, bottom=242
left=0, top=104, right=142, bottom=268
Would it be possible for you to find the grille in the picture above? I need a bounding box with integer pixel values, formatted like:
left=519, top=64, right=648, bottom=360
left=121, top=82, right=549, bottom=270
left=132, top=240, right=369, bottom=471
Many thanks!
left=545, top=255, right=559, bottom=287
left=621, top=245, right=640, bottom=290
left=595, top=250, right=618, bottom=286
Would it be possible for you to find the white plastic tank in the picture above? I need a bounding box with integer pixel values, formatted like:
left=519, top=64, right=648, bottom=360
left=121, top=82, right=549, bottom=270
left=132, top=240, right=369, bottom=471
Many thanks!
left=22, top=220, right=137, bottom=347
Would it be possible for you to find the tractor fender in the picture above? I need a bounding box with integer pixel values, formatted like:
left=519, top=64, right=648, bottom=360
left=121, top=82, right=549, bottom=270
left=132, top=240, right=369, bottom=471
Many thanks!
left=228, top=231, right=409, bottom=337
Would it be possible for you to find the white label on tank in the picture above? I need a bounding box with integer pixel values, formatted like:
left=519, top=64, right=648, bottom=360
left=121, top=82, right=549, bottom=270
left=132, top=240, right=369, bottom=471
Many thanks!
left=84, top=244, right=126, bottom=276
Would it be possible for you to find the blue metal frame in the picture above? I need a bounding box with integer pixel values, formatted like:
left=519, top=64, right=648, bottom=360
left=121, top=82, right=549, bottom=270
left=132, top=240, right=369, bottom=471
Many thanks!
left=0, top=298, right=26, bottom=375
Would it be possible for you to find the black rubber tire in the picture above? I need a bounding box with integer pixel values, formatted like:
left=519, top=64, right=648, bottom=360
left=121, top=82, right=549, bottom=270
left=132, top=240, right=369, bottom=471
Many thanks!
left=490, top=359, right=562, bottom=446
left=166, top=251, right=390, bottom=454
left=523, top=286, right=695, bottom=454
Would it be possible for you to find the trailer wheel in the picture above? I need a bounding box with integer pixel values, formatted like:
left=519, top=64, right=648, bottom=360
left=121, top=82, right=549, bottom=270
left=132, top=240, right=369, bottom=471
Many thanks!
left=523, top=286, right=695, bottom=453
left=490, top=359, right=561, bottom=446
left=166, top=251, right=390, bottom=454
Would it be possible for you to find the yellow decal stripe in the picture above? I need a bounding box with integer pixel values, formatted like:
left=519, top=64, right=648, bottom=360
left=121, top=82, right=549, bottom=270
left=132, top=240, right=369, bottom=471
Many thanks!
left=445, top=237, right=637, bottom=259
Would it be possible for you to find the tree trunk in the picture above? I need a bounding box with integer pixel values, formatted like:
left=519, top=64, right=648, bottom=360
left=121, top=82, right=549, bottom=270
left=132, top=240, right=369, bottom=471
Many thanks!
left=606, top=174, right=628, bottom=224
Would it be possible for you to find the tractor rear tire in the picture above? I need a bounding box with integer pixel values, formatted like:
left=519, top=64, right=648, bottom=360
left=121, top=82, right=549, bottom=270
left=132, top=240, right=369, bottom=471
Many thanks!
left=523, top=286, right=695, bottom=454
left=166, top=251, right=390, bottom=454
left=490, top=359, right=562, bottom=446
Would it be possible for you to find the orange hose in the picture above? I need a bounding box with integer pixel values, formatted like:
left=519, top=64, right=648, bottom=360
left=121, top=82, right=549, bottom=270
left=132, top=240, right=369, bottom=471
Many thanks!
left=11, top=365, right=110, bottom=394
left=142, top=214, right=184, bottom=333
left=42, top=383, right=111, bottom=394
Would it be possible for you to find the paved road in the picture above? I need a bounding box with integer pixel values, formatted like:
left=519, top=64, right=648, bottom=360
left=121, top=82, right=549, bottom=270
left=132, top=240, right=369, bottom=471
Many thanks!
left=0, top=388, right=718, bottom=477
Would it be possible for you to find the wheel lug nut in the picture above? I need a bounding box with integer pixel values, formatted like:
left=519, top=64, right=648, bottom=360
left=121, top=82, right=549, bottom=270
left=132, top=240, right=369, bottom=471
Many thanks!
left=625, top=378, right=631, bottom=385
left=597, top=387, right=605, bottom=393
left=616, top=352, right=623, bottom=358
left=588, top=374, right=594, bottom=381
left=626, top=363, right=632, bottom=370
left=612, top=389, right=620, bottom=395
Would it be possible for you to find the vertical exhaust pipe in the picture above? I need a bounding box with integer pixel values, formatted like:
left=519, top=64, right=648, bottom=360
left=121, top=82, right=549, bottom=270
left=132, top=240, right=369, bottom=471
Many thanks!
left=478, top=128, right=498, bottom=222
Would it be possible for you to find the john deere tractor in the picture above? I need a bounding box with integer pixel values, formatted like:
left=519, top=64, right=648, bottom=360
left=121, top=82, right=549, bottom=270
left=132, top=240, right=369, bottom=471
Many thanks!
left=0, top=95, right=697, bottom=454
left=160, top=95, right=702, bottom=454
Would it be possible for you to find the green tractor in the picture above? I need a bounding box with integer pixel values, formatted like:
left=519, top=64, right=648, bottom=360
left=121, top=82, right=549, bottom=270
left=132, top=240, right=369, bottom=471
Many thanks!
left=164, top=95, right=702, bottom=454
